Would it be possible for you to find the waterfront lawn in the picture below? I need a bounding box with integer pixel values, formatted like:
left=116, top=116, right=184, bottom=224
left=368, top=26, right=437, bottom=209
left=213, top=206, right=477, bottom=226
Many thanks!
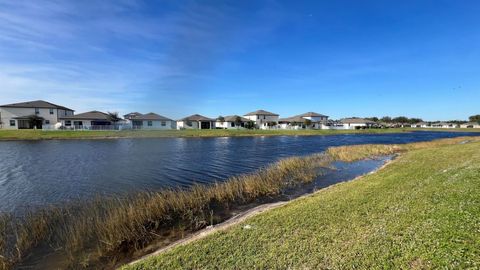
left=0, top=128, right=411, bottom=140
left=127, top=140, right=480, bottom=269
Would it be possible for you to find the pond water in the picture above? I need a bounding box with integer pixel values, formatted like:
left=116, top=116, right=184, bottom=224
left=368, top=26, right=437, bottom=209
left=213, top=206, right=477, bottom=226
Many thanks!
left=0, top=131, right=477, bottom=213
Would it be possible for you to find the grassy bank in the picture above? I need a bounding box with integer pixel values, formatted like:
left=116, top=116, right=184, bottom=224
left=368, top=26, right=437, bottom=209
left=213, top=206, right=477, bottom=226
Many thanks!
left=0, top=128, right=414, bottom=140
left=126, top=137, right=480, bottom=269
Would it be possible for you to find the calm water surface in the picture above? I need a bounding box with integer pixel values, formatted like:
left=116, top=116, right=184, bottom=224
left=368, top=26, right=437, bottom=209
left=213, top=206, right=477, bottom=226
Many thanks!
left=0, top=131, right=477, bottom=213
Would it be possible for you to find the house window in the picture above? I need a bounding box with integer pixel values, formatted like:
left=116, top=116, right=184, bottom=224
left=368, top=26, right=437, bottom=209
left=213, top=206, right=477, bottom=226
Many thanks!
left=65, top=120, right=72, bottom=126
left=35, top=108, right=40, bottom=115
left=45, top=120, right=50, bottom=124
left=10, top=120, right=15, bottom=126
left=49, top=109, right=54, bottom=115
left=161, top=121, right=166, bottom=126
left=231, top=122, right=235, bottom=127
left=148, top=121, right=153, bottom=126
left=263, top=116, right=266, bottom=119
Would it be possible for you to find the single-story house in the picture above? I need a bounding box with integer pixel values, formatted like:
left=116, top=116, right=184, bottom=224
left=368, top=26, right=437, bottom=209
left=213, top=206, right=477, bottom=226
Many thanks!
left=59, top=111, right=115, bottom=130
left=130, top=113, right=174, bottom=130
left=0, top=100, right=74, bottom=129
left=412, top=122, right=429, bottom=128
left=177, top=114, right=215, bottom=129
left=278, top=112, right=329, bottom=129
left=216, top=115, right=251, bottom=129
left=243, top=110, right=279, bottom=129
left=339, top=118, right=376, bottom=129
left=278, top=116, right=309, bottom=129
left=431, top=122, right=457, bottom=128
left=460, top=122, right=480, bottom=128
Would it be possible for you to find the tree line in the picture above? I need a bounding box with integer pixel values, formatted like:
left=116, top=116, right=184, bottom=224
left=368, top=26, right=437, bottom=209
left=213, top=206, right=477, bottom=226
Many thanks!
left=365, top=114, right=480, bottom=124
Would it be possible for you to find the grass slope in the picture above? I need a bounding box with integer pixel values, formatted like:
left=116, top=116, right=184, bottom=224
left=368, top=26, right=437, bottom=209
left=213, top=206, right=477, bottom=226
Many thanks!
left=0, top=128, right=412, bottom=140
left=127, top=141, right=480, bottom=269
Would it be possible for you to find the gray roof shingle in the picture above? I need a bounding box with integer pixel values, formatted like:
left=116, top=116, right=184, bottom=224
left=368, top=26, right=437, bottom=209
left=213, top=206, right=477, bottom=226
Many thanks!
left=0, top=100, right=73, bottom=111
left=244, top=110, right=279, bottom=116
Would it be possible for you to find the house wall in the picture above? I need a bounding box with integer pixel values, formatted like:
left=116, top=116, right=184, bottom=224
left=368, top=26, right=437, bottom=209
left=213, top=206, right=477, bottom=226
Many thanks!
left=460, top=123, right=480, bottom=128
left=303, top=116, right=328, bottom=122
left=215, top=121, right=246, bottom=129
left=177, top=121, right=200, bottom=129
left=0, top=107, right=73, bottom=129
left=137, top=120, right=173, bottom=130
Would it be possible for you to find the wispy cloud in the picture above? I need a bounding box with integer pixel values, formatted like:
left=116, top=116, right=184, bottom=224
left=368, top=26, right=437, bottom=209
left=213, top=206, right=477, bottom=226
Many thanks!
left=0, top=0, right=286, bottom=116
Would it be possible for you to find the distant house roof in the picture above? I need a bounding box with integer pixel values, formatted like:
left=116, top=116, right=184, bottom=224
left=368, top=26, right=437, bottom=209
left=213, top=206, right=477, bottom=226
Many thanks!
left=217, top=115, right=250, bottom=122
left=244, top=110, right=279, bottom=116
left=131, top=113, right=172, bottom=121
left=178, top=114, right=214, bottom=121
left=463, top=122, right=480, bottom=125
left=340, top=118, right=376, bottom=124
left=59, top=111, right=110, bottom=120
left=124, top=112, right=142, bottom=119
left=278, top=116, right=306, bottom=123
left=0, top=100, right=73, bottom=111
left=296, top=112, right=328, bottom=118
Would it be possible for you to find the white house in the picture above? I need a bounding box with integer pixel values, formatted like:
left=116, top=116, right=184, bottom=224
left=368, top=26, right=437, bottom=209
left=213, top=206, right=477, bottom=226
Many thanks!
left=431, top=122, right=457, bottom=128
left=278, top=112, right=329, bottom=129
left=59, top=111, right=115, bottom=130
left=0, top=100, right=74, bottom=129
left=243, top=110, right=279, bottom=129
left=460, top=122, right=480, bottom=128
left=339, top=118, right=376, bottom=129
left=177, top=114, right=215, bottom=129
left=215, top=115, right=251, bottom=129
left=130, top=113, right=174, bottom=130
left=411, top=122, right=429, bottom=128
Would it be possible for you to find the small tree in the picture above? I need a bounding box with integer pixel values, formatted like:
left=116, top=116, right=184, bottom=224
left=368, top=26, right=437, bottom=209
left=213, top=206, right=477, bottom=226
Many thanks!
left=304, top=119, right=312, bottom=128
left=107, top=112, right=122, bottom=130
left=217, top=116, right=225, bottom=123
left=245, top=121, right=255, bottom=129
left=469, top=114, right=480, bottom=124
left=107, top=112, right=122, bottom=124
left=380, top=116, right=392, bottom=123
left=27, top=115, right=43, bottom=129
left=234, top=116, right=242, bottom=129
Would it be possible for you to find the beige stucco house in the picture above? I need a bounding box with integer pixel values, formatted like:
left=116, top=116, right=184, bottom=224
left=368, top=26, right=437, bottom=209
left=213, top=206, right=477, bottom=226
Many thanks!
left=177, top=114, right=215, bottom=129
left=0, top=100, right=74, bottom=129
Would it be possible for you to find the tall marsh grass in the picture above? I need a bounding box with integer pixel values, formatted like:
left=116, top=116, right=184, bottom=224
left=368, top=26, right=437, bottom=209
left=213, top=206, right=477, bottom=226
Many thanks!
left=0, top=154, right=330, bottom=269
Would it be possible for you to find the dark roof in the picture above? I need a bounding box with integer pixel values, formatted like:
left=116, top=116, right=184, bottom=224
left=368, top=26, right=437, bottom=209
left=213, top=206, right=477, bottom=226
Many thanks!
left=178, top=114, right=214, bottom=121
left=131, top=113, right=172, bottom=121
left=217, top=115, right=250, bottom=122
left=0, top=100, right=73, bottom=111
left=59, top=111, right=110, bottom=120
left=296, top=112, right=328, bottom=118
left=244, top=110, right=279, bottom=116
left=340, top=118, right=376, bottom=124
left=278, top=116, right=307, bottom=123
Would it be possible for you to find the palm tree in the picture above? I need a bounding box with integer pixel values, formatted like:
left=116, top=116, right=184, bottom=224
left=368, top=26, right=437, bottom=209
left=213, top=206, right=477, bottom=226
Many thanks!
left=107, top=112, right=122, bottom=130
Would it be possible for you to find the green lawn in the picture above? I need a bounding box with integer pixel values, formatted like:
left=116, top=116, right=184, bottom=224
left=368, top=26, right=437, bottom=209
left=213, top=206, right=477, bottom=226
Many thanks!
left=0, top=128, right=413, bottom=140
left=126, top=140, right=480, bottom=269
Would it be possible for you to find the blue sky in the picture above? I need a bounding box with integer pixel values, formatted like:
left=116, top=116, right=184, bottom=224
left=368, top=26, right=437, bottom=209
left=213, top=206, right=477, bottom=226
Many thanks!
left=0, top=0, right=479, bottom=120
